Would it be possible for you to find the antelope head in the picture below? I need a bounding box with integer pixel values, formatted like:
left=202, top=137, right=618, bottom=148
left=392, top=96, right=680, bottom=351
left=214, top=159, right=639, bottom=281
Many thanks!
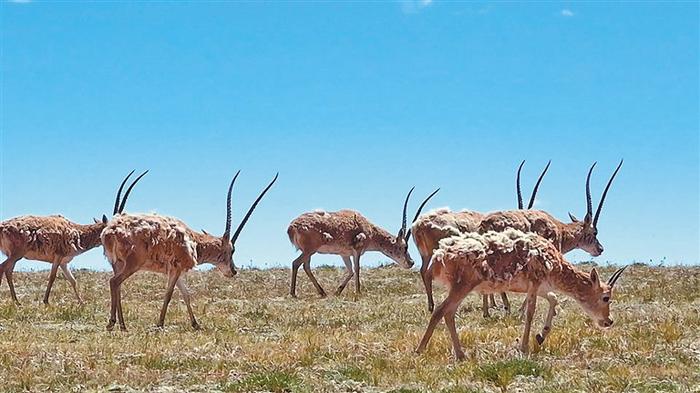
left=567, top=160, right=623, bottom=256
left=578, top=266, right=628, bottom=328
left=210, top=171, right=278, bottom=278
left=389, top=187, right=440, bottom=269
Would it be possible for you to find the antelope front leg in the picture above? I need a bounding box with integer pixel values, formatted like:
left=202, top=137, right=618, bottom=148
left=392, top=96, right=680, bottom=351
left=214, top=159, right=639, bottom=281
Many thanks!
left=352, top=253, right=361, bottom=299
left=335, top=256, right=354, bottom=296
left=176, top=277, right=199, bottom=330
left=519, top=286, right=539, bottom=354
left=2, top=256, right=22, bottom=305
left=419, top=252, right=435, bottom=312
left=536, top=292, right=558, bottom=345
left=500, top=292, right=511, bottom=313
left=157, top=269, right=182, bottom=328
left=43, top=261, right=61, bottom=305
left=482, top=295, right=491, bottom=318
left=59, top=263, right=82, bottom=304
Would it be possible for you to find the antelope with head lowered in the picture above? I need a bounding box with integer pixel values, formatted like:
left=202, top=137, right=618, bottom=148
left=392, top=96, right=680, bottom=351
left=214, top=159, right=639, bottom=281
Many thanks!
left=476, top=159, right=623, bottom=342
left=287, top=187, right=439, bottom=298
left=0, top=171, right=146, bottom=305
left=411, top=161, right=550, bottom=315
left=415, top=228, right=628, bottom=360
left=100, top=171, right=277, bottom=331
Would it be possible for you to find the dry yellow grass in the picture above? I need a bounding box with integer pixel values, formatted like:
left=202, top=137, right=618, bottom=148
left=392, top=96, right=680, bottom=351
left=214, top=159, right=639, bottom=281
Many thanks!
left=0, top=264, right=698, bottom=392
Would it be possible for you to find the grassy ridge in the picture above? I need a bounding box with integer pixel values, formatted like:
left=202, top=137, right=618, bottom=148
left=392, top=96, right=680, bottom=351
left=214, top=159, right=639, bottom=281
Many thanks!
left=0, top=264, right=698, bottom=392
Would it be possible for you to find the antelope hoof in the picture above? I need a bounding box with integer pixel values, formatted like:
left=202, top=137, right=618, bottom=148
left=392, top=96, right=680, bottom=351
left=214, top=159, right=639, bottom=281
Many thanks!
left=455, top=351, right=466, bottom=361
left=536, top=334, right=545, bottom=345
left=43, top=300, right=50, bottom=306
left=106, top=320, right=116, bottom=331
left=192, top=321, right=201, bottom=330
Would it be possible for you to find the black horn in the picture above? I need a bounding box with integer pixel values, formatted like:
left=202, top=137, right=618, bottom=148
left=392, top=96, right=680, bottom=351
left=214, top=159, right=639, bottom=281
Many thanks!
left=222, top=170, right=241, bottom=239
left=593, top=159, right=623, bottom=228
left=405, top=188, right=440, bottom=241
left=527, top=160, right=551, bottom=209
left=400, top=187, right=415, bottom=237
left=585, top=162, right=597, bottom=220
left=231, top=173, right=279, bottom=244
left=607, top=266, right=627, bottom=287
left=516, top=160, right=526, bottom=209
left=113, top=170, right=135, bottom=215
left=117, top=170, right=148, bottom=214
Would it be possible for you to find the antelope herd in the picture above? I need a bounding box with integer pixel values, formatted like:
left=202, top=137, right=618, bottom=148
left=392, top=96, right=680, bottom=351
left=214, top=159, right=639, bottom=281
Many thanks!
left=0, top=161, right=626, bottom=359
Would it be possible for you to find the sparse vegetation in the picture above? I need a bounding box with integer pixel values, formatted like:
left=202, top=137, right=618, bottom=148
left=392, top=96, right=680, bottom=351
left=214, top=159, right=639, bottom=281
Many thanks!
left=0, top=264, right=697, bottom=392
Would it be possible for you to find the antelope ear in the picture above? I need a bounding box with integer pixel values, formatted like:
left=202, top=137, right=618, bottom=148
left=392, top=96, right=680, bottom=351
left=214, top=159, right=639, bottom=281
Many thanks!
left=93, top=217, right=99, bottom=224
left=568, top=212, right=579, bottom=222
left=590, top=268, right=600, bottom=286
left=102, top=215, right=108, bottom=224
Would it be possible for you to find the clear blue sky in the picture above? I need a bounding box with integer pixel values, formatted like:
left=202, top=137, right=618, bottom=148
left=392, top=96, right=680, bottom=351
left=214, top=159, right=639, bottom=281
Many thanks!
left=1, top=1, right=698, bottom=271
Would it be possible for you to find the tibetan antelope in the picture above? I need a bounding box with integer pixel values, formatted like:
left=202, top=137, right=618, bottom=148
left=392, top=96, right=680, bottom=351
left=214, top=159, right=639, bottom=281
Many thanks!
left=412, top=161, right=550, bottom=314
left=100, top=171, right=277, bottom=331
left=475, top=159, right=623, bottom=342
left=0, top=171, right=147, bottom=305
left=415, top=228, right=627, bottom=359
left=287, top=187, right=439, bottom=298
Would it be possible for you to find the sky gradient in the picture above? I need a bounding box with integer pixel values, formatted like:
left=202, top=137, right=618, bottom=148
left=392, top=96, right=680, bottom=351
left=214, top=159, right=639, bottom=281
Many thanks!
left=1, top=1, right=698, bottom=271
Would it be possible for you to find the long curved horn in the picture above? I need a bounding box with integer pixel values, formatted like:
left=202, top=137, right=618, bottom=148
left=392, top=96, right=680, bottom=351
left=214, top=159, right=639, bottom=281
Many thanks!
left=527, top=160, right=550, bottom=209
left=113, top=170, right=135, bottom=215
left=593, top=159, right=623, bottom=228
left=117, top=170, right=148, bottom=214
left=607, top=266, right=627, bottom=287
left=400, top=187, right=415, bottom=236
left=231, top=173, right=279, bottom=244
left=222, top=170, right=241, bottom=239
left=516, top=160, right=525, bottom=209
left=585, top=162, right=597, bottom=220
left=405, top=188, right=440, bottom=241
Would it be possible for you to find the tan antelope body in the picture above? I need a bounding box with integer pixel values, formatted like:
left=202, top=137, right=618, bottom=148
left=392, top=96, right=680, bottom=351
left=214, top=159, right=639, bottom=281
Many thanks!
left=101, top=172, right=277, bottom=331
left=412, top=161, right=550, bottom=314
left=415, top=228, right=627, bottom=359
left=288, top=188, right=439, bottom=298
left=0, top=171, right=146, bottom=304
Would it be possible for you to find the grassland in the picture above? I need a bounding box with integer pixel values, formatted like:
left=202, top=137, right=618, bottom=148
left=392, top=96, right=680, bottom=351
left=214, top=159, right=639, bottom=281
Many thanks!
left=0, top=264, right=698, bottom=392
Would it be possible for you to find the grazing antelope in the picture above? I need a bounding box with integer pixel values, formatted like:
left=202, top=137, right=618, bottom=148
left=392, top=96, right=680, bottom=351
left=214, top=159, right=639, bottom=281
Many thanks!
left=474, top=160, right=623, bottom=342
left=415, top=228, right=627, bottom=359
left=100, top=171, right=277, bottom=331
left=412, top=161, right=550, bottom=314
left=0, top=171, right=146, bottom=305
left=287, top=187, right=439, bottom=298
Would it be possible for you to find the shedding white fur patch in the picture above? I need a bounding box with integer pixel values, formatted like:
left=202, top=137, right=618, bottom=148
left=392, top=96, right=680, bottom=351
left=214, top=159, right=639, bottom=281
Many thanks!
left=434, top=229, right=549, bottom=276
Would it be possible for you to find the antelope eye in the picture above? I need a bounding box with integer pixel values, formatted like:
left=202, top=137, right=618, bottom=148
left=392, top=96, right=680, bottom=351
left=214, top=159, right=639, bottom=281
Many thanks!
left=602, top=296, right=610, bottom=303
